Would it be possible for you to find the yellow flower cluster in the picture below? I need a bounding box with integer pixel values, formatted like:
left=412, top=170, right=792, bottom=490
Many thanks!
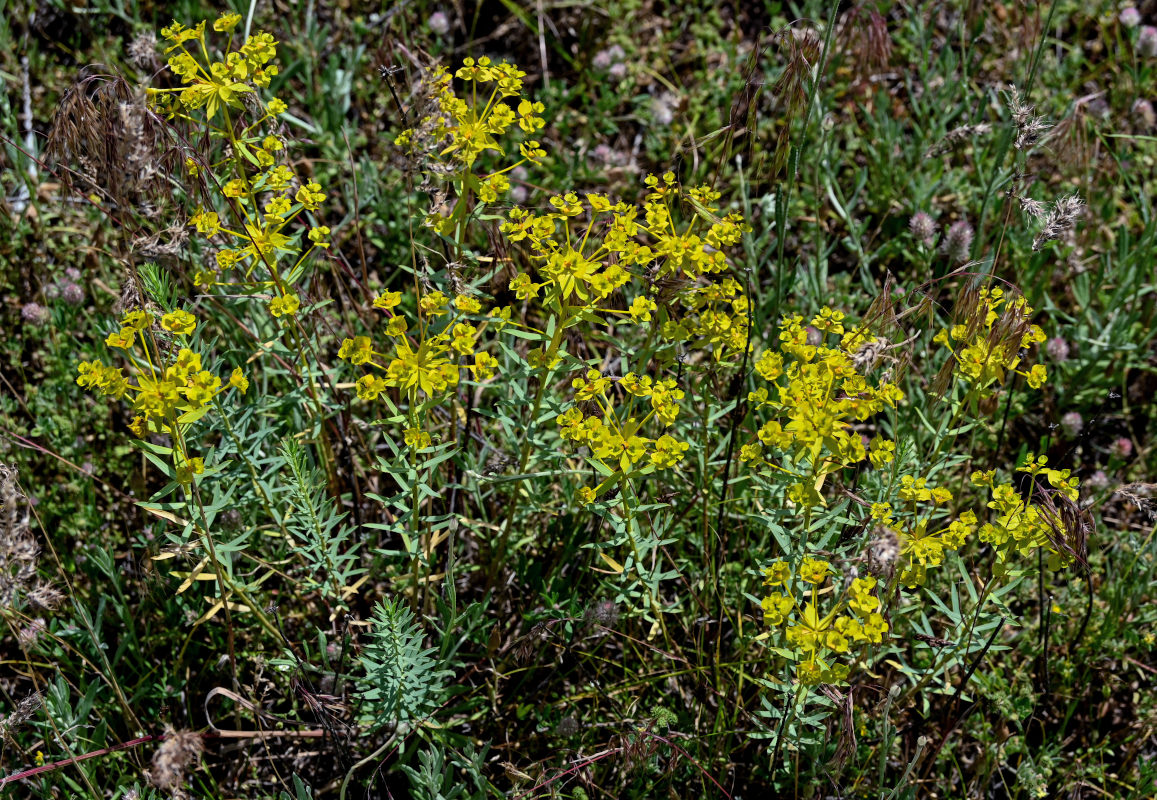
left=867, top=481, right=975, bottom=588
left=337, top=291, right=498, bottom=405
left=153, top=14, right=326, bottom=320
left=973, top=456, right=1081, bottom=573
left=394, top=57, right=547, bottom=235
left=76, top=309, right=247, bottom=481
left=933, top=287, right=1047, bottom=393
left=740, top=311, right=904, bottom=503
left=555, top=370, right=690, bottom=502
left=501, top=176, right=751, bottom=362
left=158, top=16, right=278, bottom=120
left=760, top=557, right=889, bottom=685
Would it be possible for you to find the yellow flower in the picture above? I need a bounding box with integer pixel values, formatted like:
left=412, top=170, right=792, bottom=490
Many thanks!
left=798, top=556, right=831, bottom=585
left=373, top=290, right=402, bottom=310
left=628, top=296, right=657, bottom=323
left=519, top=140, right=546, bottom=163
left=269, top=292, right=301, bottom=317
left=214, top=11, right=242, bottom=32
left=105, top=328, right=135, bottom=349
left=385, top=316, right=408, bottom=337
left=454, top=294, right=482, bottom=313
left=517, top=99, right=546, bottom=132
left=470, top=352, right=499, bottom=380
left=161, top=309, right=197, bottom=336
left=510, top=272, right=541, bottom=301
left=229, top=368, right=249, bottom=394
left=762, top=560, right=791, bottom=586
left=403, top=427, right=432, bottom=449
left=761, top=592, right=793, bottom=625
left=649, top=434, right=688, bottom=468
left=356, top=374, right=388, bottom=401
left=307, top=226, right=331, bottom=248
left=338, top=336, right=375, bottom=365
left=121, top=310, right=151, bottom=332
left=418, top=291, right=449, bottom=317
left=1025, top=363, right=1047, bottom=389
left=175, top=456, right=205, bottom=484
left=386, top=339, right=456, bottom=397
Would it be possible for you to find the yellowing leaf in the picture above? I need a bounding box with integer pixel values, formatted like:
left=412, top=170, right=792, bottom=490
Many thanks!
left=597, top=552, right=624, bottom=574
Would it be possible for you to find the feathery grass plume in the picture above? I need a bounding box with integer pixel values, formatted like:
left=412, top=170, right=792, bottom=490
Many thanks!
left=0, top=464, right=41, bottom=612
left=923, top=123, right=992, bottom=158
left=1006, top=85, right=1051, bottom=150
left=865, top=525, right=899, bottom=576
left=840, top=5, right=893, bottom=75
left=770, top=27, right=822, bottom=175
left=0, top=692, right=42, bottom=746
left=1019, top=196, right=1047, bottom=219
left=46, top=68, right=167, bottom=212
left=1032, top=194, right=1084, bottom=251
left=1114, top=483, right=1156, bottom=520
left=147, top=727, right=204, bottom=796
left=126, top=30, right=158, bottom=71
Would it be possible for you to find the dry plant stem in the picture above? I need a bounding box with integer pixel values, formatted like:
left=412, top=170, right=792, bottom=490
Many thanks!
left=0, top=733, right=162, bottom=789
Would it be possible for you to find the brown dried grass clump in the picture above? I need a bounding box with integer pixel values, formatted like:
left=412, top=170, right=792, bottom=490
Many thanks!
left=45, top=67, right=168, bottom=216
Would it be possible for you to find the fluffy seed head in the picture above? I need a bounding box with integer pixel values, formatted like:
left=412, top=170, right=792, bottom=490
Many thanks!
left=21, top=303, right=48, bottom=325
left=1111, top=438, right=1133, bottom=459
left=908, top=211, right=936, bottom=246
left=428, top=11, right=450, bottom=35
left=1132, top=98, right=1155, bottom=129
left=61, top=282, right=85, bottom=306
left=1032, top=194, right=1084, bottom=251
left=584, top=599, right=620, bottom=628
left=1046, top=337, right=1070, bottom=362
left=1139, top=26, right=1157, bottom=57
left=593, top=45, right=625, bottom=71
left=148, top=727, right=204, bottom=794
left=942, top=219, right=974, bottom=264
left=1060, top=411, right=1083, bottom=438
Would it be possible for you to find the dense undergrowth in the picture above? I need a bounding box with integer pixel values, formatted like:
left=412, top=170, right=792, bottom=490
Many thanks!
left=1, top=2, right=1156, bottom=798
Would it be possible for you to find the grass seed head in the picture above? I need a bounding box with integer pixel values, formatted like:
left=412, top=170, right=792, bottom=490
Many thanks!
left=148, top=727, right=204, bottom=796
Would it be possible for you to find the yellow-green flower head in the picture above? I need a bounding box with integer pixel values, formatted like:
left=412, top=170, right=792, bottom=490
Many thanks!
left=161, top=309, right=197, bottom=336
left=269, top=292, right=300, bottom=318
left=762, top=560, right=791, bottom=586
left=798, top=556, right=831, bottom=585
